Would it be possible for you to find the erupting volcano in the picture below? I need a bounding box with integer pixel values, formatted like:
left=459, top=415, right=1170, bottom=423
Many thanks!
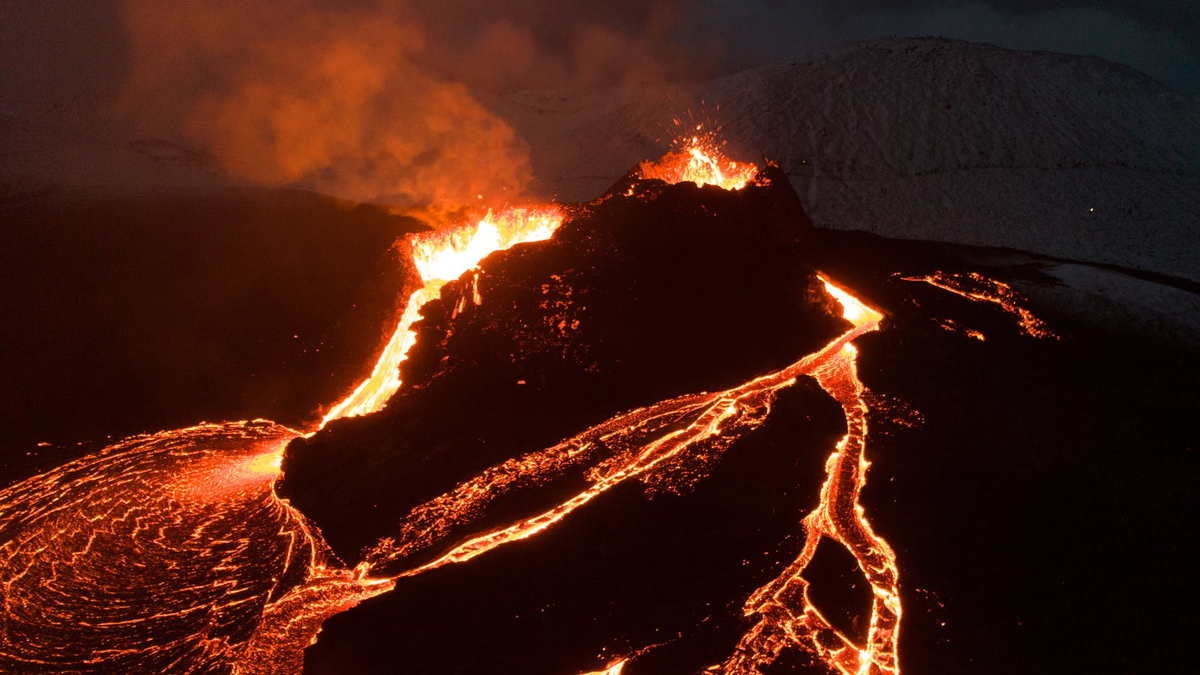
left=2, top=128, right=1196, bottom=675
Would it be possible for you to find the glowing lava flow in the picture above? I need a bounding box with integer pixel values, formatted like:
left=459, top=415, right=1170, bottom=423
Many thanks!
left=0, top=421, right=390, bottom=674
left=319, top=206, right=563, bottom=427
left=636, top=134, right=758, bottom=190
left=2, top=138, right=909, bottom=675
left=902, top=271, right=1058, bottom=340
left=580, top=660, right=627, bottom=675
left=722, top=282, right=899, bottom=675
left=360, top=277, right=899, bottom=674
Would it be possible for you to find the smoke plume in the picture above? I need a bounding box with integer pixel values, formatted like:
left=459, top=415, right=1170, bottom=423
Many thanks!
left=115, top=1, right=715, bottom=206
left=118, top=0, right=533, bottom=206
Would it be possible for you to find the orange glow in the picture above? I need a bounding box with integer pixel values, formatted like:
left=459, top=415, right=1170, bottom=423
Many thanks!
left=719, top=278, right=899, bottom=675
left=903, top=272, right=1057, bottom=340
left=823, top=277, right=883, bottom=327
left=175, top=442, right=290, bottom=501
left=937, top=319, right=986, bottom=341
left=580, top=660, right=627, bottom=675
left=636, top=135, right=758, bottom=190
left=320, top=206, right=563, bottom=427
left=0, top=420, right=394, bottom=672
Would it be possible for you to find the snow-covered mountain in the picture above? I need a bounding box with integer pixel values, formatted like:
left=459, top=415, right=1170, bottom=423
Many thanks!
left=494, top=38, right=1200, bottom=283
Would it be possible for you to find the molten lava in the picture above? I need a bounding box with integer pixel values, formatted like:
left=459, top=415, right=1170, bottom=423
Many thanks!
left=320, top=206, right=563, bottom=427
left=725, top=281, right=899, bottom=675
left=636, top=135, right=758, bottom=190
left=903, top=271, right=1058, bottom=340
left=0, top=421, right=389, bottom=672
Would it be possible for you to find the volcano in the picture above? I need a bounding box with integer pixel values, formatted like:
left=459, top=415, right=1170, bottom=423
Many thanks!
left=3, top=135, right=1194, bottom=675
left=2, top=37, right=1199, bottom=675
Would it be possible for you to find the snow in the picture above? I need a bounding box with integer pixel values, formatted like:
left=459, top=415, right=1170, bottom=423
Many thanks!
left=1016, top=264, right=1200, bottom=347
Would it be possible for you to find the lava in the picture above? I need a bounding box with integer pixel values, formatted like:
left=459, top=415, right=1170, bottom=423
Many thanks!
left=0, top=136, right=912, bottom=675
left=723, top=282, right=899, bottom=675
left=903, top=271, right=1058, bottom=340
left=375, top=278, right=879, bottom=575
left=580, top=660, right=627, bottom=675
left=636, top=134, right=758, bottom=191
left=319, top=205, right=563, bottom=427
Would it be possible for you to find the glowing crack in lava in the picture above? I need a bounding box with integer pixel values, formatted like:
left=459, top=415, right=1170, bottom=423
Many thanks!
left=636, top=134, right=758, bottom=190
left=0, top=421, right=391, bottom=673
left=319, top=206, right=563, bottom=427
left=902, top=271, right=1058, bottom=340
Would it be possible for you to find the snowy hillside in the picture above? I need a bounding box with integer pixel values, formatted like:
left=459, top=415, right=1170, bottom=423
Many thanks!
left=494, top=38, right=1200, bottom=282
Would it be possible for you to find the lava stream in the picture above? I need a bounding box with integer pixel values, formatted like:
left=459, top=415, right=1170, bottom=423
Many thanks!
left=319, top=206, right=563, bottom=427
left=723, top=287, right=899, bottom=675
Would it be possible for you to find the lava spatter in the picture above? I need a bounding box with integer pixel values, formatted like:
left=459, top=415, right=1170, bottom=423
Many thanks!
left=636, top=134, right=758, bottom=191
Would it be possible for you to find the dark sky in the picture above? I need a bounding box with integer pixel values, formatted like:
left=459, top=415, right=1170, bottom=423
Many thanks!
left=2, top=0, right=1196, bottom=102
